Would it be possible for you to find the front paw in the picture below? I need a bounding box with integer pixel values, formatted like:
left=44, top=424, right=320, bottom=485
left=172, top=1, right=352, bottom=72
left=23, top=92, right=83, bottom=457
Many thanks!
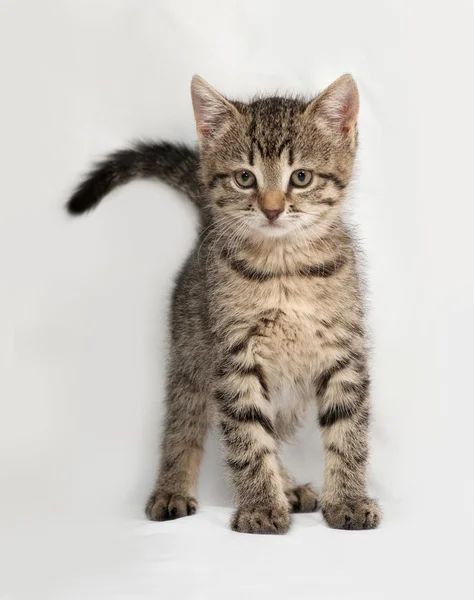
left=322, top=498, right=381, bottom=530
left=231, top=506, right=291, bottom=534
left=145, top=490, right=198, bottom=521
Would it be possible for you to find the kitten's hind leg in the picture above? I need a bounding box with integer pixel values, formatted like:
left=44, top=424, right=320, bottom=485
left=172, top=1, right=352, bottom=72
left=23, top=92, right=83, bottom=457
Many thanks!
left=278, top=458, right=319, bottom=513
left=146, top=369, right=211, bottom=521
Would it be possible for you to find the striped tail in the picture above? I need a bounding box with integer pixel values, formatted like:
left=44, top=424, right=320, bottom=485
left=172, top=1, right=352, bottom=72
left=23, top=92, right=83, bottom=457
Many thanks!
left=66, top=141, right=202, bottom=215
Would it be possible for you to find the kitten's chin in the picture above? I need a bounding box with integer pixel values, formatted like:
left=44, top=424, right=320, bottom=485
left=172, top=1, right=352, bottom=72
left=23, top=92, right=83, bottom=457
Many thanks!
left=258, top=224, right=293, bottom=238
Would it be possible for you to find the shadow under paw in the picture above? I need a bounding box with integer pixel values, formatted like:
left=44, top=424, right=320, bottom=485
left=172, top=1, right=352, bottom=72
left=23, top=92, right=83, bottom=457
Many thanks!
left=286, top=484, right=319, bottom=513
left=322, top=498, right=381, bottom=530
left=231, top=506, right=291, bottom=534
left=145, top=491, right=198, bottom=521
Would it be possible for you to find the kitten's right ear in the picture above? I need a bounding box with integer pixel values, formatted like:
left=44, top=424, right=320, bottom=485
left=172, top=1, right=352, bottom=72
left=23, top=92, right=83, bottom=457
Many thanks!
left=191, top=75, right=239, bottom=142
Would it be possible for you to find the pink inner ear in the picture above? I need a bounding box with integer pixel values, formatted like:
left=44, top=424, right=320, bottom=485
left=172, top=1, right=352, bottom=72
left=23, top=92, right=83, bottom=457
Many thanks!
left=315, top=76, right=359, bottom=134
left=339, top=102, right=357, bottom=133
left=192, top=94, right=215, bottom=137
left=326, top=97, right=358, bottom=133
left=199, top=124, right=210, bottom=136
left=194, top=96, right=231, bottom=139
left=191, top=76, right=238, bottom=140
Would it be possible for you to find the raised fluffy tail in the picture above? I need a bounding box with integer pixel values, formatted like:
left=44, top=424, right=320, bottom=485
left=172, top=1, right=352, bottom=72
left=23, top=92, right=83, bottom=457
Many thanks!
left=66, top=141, right=202, bottom=215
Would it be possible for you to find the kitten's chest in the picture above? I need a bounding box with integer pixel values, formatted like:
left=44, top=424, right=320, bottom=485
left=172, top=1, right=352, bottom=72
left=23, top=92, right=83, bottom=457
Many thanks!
left=260, top=285, right=321, bottom=368
left=228, top=276, right=337, bottom=371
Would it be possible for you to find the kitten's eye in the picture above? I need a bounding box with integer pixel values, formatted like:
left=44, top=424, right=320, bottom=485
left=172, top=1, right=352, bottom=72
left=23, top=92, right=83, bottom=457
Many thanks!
left=234, top=170, right=256, bottom=188
left=290, top=170, right=313, bottom=188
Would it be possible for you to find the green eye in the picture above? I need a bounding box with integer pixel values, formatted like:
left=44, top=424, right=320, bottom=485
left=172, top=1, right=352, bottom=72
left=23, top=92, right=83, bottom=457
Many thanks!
left=290, top=170, right=313, bottom=188
left=234, top=169, right=256, bottom=188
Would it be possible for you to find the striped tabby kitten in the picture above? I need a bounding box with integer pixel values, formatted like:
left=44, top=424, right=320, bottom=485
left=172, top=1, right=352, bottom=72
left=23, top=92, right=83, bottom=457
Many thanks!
left=67, top=74, right=381, bottom=534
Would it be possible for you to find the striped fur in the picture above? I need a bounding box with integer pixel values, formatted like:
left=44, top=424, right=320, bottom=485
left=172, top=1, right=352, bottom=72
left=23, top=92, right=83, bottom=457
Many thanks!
left=67, top=141, right=202, bottom=214
left=68, top=74, right=381, bottom=534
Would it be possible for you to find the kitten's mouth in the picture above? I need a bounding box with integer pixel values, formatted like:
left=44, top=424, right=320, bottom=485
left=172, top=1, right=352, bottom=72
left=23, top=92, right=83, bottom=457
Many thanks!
left=265, top=221, right=282, bottom=228
left=257, top=219, right=294, bottom=238
left=261, top=220, right=287, bottom=233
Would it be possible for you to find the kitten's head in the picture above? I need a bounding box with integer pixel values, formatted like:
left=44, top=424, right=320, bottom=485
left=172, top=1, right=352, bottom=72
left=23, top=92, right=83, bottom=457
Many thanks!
left=191, top=74, right=359, bottom=242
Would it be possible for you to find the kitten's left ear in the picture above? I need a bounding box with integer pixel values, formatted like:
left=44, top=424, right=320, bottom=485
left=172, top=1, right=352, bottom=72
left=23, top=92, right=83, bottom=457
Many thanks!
left=307, top=74, right=359, bottom=136
left=191, top=75, right=240, bottom=142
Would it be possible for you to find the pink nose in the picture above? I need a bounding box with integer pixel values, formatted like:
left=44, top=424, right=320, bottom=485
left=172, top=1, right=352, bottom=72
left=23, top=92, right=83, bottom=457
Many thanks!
left=263, top=208, right=283, bottom=221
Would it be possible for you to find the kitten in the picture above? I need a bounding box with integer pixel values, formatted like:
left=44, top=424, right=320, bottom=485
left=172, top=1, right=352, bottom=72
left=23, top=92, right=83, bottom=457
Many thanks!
left=67, top=74, right=381, bottom=534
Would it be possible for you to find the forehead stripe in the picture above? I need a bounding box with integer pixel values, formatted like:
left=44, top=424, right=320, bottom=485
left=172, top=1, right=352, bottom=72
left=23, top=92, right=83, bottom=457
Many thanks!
left=248, top=146, right=254, bottom=166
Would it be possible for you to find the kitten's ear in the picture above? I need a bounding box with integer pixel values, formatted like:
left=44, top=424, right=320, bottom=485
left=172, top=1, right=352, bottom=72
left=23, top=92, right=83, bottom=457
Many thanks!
left=191, top=75, right=239, bottom=141
left=307, top=74, right=359, bottom=136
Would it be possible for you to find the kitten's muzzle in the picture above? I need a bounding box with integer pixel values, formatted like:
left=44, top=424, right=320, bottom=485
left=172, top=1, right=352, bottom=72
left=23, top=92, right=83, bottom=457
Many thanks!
left=259, top=190, right=285, bottom=222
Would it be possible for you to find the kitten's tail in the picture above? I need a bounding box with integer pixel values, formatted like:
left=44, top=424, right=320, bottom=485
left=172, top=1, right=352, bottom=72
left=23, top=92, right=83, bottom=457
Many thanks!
left=66, top=141, right=202, bottom=215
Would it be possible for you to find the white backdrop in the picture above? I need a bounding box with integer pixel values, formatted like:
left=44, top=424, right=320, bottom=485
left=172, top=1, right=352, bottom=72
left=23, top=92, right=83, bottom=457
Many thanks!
left=1, top=1, right=473, bottom=598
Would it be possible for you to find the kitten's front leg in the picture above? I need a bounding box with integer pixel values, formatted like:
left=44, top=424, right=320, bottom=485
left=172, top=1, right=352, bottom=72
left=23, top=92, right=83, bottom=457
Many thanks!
left=216, top=353, right=290, bottom=534
left=316, top=354, right=381, bottom=530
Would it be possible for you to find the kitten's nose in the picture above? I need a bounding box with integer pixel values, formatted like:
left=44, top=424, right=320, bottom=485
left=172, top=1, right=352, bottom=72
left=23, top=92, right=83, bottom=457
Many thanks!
left=263, top=208, right=283, bottom=221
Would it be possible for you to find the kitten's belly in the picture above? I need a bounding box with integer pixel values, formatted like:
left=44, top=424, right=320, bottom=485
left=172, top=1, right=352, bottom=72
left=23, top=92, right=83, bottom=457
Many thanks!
left=258, top=307, right=320, bottom=432
left=271, top=373, right=313, bottom=438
